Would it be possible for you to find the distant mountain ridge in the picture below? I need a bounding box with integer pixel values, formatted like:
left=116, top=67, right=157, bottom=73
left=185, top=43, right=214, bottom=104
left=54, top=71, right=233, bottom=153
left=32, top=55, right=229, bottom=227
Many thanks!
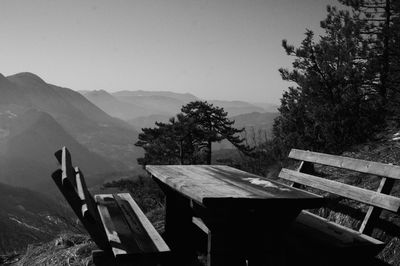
left=0, top=72, right=143, bottom=193
left=80, top=89, right=278, bottom=131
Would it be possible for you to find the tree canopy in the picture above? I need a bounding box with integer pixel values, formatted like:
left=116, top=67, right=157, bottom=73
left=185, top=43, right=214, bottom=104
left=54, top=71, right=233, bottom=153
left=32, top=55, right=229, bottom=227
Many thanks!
left=135, top=101, right=252, bottom=166
left=272, top=1, right=400, bottom=156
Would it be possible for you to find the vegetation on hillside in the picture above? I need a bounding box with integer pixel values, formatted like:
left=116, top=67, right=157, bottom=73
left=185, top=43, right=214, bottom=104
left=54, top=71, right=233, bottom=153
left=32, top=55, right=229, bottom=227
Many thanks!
left=273, top=0, right=400, bottom=157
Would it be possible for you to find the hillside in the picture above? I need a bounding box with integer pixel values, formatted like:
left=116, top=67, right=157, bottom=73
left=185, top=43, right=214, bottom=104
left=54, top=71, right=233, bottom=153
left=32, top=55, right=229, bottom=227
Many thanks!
left=0, top=182, right=79, bottom=255
left=128, top=114, right=172, bottom=131
left=9, top=131, right=400, bottom=265
left=212, top=111, right=279, bottom=150
left=80, top=89, right=277, bottom=125
left=5, top=73, right=142, bottom=170
left=81, top=90, right=156, bottom=120
left=0, top=109, right=113, bottom=192
left=0, top=72, right=143, bottom=193
left=208, top=100, right=265, bottom=117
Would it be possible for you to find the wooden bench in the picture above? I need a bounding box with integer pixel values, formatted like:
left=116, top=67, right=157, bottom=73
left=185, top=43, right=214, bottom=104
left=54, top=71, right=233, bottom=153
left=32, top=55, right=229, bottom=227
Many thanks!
left=278, top=149, right=400, bottom=264
left=51, top=147, right=170, bottom=266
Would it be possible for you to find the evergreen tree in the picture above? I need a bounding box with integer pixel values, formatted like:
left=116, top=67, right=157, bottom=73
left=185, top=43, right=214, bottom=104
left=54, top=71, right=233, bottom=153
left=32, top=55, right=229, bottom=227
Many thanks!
left=274, top=6, right=381, bottom=154
left=339, top=0, right=400, bottom=120
left=181, top=101, right=252, bottom=164
left=135, top=101, right=252, bottom=165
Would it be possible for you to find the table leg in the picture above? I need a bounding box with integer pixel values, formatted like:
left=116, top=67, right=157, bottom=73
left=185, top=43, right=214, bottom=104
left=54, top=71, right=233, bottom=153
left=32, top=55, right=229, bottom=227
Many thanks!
left=207, top=230, right=247, bottom=266
left=163, top=188, right=197, bottom=266
left=246, top=230, right=288, bottom=266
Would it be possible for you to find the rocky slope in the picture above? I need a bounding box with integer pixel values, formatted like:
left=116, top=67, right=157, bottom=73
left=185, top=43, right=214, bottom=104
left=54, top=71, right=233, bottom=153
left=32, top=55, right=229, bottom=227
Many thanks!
left=0, top=182, right=79, bottom=255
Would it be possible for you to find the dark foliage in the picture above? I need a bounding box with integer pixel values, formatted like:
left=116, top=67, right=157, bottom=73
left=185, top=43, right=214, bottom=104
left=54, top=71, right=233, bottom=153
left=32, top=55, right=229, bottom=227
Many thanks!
left=272, top=1, right=400, bottom=156
left=135, top=101, right=252, bottom=165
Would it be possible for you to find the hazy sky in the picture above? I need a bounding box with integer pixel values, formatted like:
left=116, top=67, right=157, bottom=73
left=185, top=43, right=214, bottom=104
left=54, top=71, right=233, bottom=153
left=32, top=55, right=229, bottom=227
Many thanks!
left=0, top=0, right=341, bottom=104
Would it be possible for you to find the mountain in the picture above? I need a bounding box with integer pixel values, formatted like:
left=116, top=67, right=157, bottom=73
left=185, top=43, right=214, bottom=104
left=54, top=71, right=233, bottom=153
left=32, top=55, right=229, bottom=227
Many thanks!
left=112, top=94, right=190, bottom=117
left=113, top=90, right=198, bottom=102
left=81, top=90, right=156, bottom=120
left=81, top=89, right=276, bottom=127
left=0, top=182, right=78, bottom=254
left=231, top=111, right=279, bottom=138
left=2, top=73, right=142, bottom=171
left=212, top=111, right=279, bottom=150
left=0, top=109, right=113, bottom=191
left=208, top=100, right=265, bottom=117
left=128, top=114, right=172, bottom=131
left=251, top=102, right=279, bottom=113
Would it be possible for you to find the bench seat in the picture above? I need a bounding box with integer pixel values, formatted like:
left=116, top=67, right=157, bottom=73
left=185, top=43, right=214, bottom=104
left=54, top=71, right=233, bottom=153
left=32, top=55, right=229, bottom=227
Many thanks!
left=95, top=193, right=170, bottom=263
left=52, top=147, right=170, bottom=265
left=289, top=211, right=385, bottom=253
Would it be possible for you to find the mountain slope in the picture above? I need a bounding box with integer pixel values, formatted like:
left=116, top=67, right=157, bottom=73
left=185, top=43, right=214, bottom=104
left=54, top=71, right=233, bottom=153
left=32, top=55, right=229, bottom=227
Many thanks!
left=231, top=111, right=279, bottom=138
left=0, top=109, right=113, bottom=191
left=208, top=100, right=265, bottom=117
left=0, top=182, right=78, bottom=254
left=4, top=73, right=142, bottom=170
left=81, top=90, right=156, bottom=120
left=113, top=90, right=198, bottom=102
left=128, top=114, right=172, bottom=131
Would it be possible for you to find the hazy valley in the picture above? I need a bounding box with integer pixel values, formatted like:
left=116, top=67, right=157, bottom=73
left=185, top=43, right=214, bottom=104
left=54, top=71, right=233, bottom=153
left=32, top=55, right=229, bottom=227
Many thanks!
left=0, top=71, right=278, bottom=255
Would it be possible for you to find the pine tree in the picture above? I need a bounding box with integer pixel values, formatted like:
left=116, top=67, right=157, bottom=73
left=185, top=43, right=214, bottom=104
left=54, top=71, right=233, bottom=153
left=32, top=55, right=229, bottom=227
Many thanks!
left=274, top=5, right=381, bottom=154
left=339, top=0, right=400, bottom=120
left=135, top=101, right=252, bottom=165
left=181, top=101, right=252, bottom=164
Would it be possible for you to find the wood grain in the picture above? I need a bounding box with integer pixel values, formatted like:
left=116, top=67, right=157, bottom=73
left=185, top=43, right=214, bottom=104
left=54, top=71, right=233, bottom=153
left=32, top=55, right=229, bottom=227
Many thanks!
left=289, top=149, right=400, bottom=180
left=146, top=165, right=323, bottom=209
left=279, top=169, right=400, bottom=213
left=116, top=193, right=170, bottom=253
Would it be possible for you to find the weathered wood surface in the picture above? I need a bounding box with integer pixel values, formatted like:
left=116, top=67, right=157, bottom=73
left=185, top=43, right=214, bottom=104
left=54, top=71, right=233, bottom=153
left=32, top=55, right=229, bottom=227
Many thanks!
left=95, top=193, right=170, bottom=260
left=53, top=146, right=170, bottom=265
left=289, top=149, right=400, bottom=180
left=146, top=165, right=324, bottom=209
left=52, top=147, right=110, bottom=251
left=294, top=211, right=384, bottom=246
left=359, top=177, right=396, bottom=234
left=279, top=168, right=400, bottom=213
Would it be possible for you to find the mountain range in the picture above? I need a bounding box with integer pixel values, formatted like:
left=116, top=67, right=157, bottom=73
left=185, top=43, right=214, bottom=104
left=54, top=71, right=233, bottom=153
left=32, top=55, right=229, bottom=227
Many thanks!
left=0, top=71, right=279, bottom=256
left=0, top=72, right=143, bottom=194
left=80, top=89, right=278, bottom=131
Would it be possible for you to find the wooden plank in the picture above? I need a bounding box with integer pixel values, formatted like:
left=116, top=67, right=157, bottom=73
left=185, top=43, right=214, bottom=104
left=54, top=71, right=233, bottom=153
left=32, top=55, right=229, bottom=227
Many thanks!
left=279, top=169, right=400, bottom=213
left=74, top=167, right=102, bottom=224
left=294, top=211, right=384, bottom=246
left=289, top=149, right=400, bottom=180
left=60, top=147, right=76, bottom=187
left=95, top=194, right=165, bottom=259
left=193, top=217, right=210, bottom=234
left=359, top=177, right=395, bottom=235
left=95, top=194, right=134, bottom=258
left=146, top=165, right=324, bottom=209
left=75, top=168, right=88, bottom=217
left=114, top=193, right=170, bottom=253
left=51, top=169, right=109, bottom=250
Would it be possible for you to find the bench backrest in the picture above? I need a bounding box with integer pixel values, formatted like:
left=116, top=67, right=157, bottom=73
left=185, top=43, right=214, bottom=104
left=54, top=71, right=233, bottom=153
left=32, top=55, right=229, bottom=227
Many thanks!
left=52, top=146, right=109, bottom=250
left=279, top=149, right=400, bottom=235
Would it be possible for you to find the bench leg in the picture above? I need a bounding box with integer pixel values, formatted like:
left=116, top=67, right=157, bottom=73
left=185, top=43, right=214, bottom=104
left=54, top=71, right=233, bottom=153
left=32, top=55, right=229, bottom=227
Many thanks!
left=92, top=250, right=117, bottom=266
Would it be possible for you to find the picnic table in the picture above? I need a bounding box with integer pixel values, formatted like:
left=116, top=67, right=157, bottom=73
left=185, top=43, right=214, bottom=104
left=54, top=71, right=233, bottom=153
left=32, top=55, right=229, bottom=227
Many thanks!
left=146, top=165, right=325, bottom=266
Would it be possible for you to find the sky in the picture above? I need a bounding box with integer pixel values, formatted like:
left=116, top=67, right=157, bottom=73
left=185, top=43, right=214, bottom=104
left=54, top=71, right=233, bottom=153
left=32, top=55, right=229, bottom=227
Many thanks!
left=0, top=0, right=342, bottom=104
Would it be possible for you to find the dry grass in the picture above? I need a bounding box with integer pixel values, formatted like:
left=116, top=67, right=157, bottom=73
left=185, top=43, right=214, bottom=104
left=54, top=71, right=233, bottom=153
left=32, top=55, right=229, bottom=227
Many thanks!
left=13, top=233, right=96, bottom=266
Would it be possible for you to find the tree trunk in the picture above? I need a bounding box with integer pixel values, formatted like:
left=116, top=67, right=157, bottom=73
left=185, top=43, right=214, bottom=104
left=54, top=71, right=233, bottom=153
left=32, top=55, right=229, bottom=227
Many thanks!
left=207, top=141, right=212, bottom=165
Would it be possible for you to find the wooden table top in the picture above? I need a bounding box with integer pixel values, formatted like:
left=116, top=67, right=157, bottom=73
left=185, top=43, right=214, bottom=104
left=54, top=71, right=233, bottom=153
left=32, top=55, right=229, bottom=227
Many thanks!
left=146, top=165, right=324, bottom=210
